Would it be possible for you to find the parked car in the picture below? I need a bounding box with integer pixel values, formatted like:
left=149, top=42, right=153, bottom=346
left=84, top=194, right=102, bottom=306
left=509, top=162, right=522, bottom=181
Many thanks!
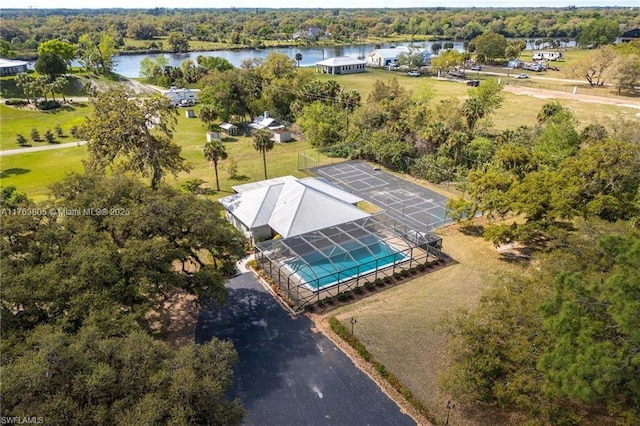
left=407, top=70, right=420, bottom=77
left=466, top=80, right=480, bottom=87
left=470, top=65, right=482, bottom=71
left=515, top=73, right=529, bottom=79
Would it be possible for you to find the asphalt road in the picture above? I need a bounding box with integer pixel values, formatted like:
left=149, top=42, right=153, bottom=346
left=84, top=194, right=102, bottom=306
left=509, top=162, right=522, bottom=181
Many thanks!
left=0, top=140, right=87, bottom=157
left=196, top=273, right=416, bottom=426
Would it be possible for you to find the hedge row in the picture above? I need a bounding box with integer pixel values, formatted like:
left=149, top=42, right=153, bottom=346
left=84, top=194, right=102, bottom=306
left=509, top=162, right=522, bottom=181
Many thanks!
left=328, top=316, right=435, bottom=423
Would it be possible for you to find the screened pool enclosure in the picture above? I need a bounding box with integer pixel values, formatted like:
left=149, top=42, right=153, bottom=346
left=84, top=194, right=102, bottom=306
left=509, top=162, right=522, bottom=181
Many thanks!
left=255, top=213, right=443, bottom=308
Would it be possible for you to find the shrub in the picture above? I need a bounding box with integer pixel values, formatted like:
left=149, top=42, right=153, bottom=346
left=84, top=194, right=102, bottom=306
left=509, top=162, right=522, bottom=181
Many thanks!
left=44, top=130, right=55, bottom=143
left=30, top=128, right=41, bottom=142
left=70, top=125, right=82, bottom=139
left=55, top=124, right=64, bottom=137
left=374, top=278, right=384, bottom=287
left=337, top=292, right=348, bottom=302
left=364, top=281, right=375, bottom=290
left=393, top=271, right=403, bottom=280
left=354, top=286, right=363, bottom=295
left=400, top=269, right=410, bottom=278
left=245, top=259, right=258, bottom=270
left=37, top=100, right=61, bottom=110
left=43, top=100, right=62, bottom=110
left=324, top=296, right=334, bottom=305
left=304, top=304, right=315, bottom=312
left=328, top=316, right=372, bottom=362
left=5, top=99, right=27, bottom=106
left=316, top=299, right=325, bottom=307
left=16, top=134, right=27, bottom=146
left=383, top=276, right=392, bottom=284
left=327, top=316, right=435, bottom=423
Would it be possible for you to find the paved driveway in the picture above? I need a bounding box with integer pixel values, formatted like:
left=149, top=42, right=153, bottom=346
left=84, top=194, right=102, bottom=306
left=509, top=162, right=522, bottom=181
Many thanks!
left=196, top=273, right=415, bottom=426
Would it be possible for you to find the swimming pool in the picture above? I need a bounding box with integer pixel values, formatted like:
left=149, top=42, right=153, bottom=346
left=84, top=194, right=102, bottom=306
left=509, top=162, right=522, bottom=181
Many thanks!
left=284, top=236, right=406, bottom=291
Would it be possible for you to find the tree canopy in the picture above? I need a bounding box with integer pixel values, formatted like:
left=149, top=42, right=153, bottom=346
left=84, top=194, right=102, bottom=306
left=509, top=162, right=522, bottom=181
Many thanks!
left=37, top=38, right=76, bottom=65
left=0, top=177, right=246, bottom=424
left=472, top=32, right=507, bottom=63
left=82, top=88, right=189, bottom=190
left=442, top=221, right=640, bottom=423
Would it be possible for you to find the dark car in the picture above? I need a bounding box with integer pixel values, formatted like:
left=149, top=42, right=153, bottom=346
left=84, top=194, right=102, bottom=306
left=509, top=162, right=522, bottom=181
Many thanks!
left=466, top=80, right=480, bottom=87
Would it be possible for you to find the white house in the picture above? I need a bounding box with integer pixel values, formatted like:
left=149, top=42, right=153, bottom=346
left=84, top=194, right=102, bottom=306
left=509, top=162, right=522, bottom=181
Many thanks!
left=0, top=58, right=28, bottom=76
left=219, top=176, right=367, bottom=240
left=249, top=111, right=285, bottom=131
left=365, top=46, right=431, bottom=67
left=315, top=57, right=366, bottom=75
left=292, top=27, right=322, bottom=40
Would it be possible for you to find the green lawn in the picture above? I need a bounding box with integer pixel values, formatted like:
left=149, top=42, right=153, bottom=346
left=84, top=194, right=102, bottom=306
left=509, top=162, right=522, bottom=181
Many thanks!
left=2, top=66, right=637, bottom=199
left=0, top=145, right=87, bottom=199
left=0, top=103, right=91, bottom=150
left=171, top=112, right=317, bottom=198
left=330, top=225, right=526, bottom=425
left=0, top=107, right=323, bottom=201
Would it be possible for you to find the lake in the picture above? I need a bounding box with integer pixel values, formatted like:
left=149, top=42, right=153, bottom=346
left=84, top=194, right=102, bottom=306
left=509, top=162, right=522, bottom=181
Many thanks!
left=109, top=41, right=464, bottom=78
left=104, top=38, right=575, bottom=78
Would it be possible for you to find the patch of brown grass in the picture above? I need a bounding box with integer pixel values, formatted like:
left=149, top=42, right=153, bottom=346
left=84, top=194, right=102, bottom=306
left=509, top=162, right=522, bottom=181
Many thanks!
left=320, top=223, right=528, bottom=425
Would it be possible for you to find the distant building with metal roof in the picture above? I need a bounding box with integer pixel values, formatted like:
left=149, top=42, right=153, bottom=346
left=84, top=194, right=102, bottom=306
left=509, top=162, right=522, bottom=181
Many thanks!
left=0, top=58, right=28, bottom=76
left=315, top=56, right=366, bottom=75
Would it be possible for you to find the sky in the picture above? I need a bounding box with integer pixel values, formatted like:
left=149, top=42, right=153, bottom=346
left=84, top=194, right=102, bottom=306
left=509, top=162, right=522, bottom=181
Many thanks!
left=11, top=1, right=640, bottom=9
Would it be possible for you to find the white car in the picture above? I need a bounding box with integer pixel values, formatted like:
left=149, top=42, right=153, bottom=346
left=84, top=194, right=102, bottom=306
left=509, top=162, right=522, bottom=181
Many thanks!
left=515, top=73, right=529, bottom=79
left=407, top=71, right=420, bottom=77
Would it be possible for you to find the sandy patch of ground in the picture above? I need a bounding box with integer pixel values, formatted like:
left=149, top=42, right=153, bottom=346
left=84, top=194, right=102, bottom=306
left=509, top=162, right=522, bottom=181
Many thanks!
left=503, top=84, right=640, bottom=110
left=156, top=290, right=199, bottom=347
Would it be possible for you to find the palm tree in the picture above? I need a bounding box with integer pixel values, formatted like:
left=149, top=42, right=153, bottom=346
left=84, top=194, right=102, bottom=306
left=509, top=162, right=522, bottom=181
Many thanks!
left=199, top=104, right=219, bottom=131
left=295, top=52, right=303, bottom=68
left=203, top=140, right=228, bottom=191
left=252, top=129, right=274, bottom=180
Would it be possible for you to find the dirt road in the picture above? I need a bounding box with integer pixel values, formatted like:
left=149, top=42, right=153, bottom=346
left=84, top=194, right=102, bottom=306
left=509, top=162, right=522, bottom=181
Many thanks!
left=503, top=84, right=640, bottom=111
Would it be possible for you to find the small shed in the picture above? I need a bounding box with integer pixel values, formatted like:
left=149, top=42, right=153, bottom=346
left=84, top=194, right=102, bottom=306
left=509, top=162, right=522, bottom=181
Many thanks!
left=220, top=122, right=239, bottom=136
left=272, top=129, right=292, bottom=143
left=206, top=131, right=221, bottom=142
left=185, top=109, right=195, bottom=118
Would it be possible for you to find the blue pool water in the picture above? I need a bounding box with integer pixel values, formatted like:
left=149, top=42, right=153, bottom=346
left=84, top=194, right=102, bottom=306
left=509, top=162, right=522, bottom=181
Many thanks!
left=285, top=236, right=405, bottom=291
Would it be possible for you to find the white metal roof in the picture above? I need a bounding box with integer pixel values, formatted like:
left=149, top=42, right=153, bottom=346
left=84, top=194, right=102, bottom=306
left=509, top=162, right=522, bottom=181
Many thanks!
left=316, top=56, right=366, bottom=66
left=232, top=175, right=297, bottom=193
left=220, top=122, right=238, bottom=130
left=0, top=58, right=28, bottom=68
left=268, top=181, right=369, bottom=238
left=219, top=185, right=276, bottom=229
left=298, top=177, right=362, bottom=204
left=367, top=46, right=426, bottom=60
left=221, top=176, right=369, bottom=238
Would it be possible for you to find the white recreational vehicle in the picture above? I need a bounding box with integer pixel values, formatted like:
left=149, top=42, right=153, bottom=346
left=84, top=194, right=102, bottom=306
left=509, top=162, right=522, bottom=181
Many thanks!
left=532, top=51, right=562, bottom=61
left=161, top=87, right=200, bottom=106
